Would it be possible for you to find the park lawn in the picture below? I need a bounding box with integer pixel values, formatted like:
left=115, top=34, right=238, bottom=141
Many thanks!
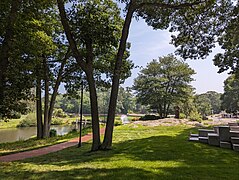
left=0, top=124, right=239, bottom=179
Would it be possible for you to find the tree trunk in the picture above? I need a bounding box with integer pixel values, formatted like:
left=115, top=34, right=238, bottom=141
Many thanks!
left=36, top=71, right=43, bottom=139
left=43, top=58, right=50, bottom=138
left=85, top=69, right=101, bottom=151
left=101, top=2, right=136, bottom=150
left=47, top=51, right=69, bottom=128
left=0, top=0, right=21, bottom=116
left=157, top=105, right=163, bottom=119
left=166, top=104, right=171, bottom=118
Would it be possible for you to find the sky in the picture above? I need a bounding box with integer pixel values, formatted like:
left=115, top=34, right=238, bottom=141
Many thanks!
left=121, top=17, right=229, bottom=94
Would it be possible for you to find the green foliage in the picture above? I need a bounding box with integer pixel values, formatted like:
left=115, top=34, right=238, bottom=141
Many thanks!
left=189, top=111, right=202, bottom=123
left=51, top=118, right=64, bottom=125
left=136, top=1, right=232, bottom=60
left=17, top=113, right=37, bottom=127
left=134, top=54, right=195, bottom=118
left=0, top=0, right=56, bottom=118
left=194, top=94, right=212, bottom=116
left=49, top=129, right=57, bottom=137
left=221, top=75, right=239, bottom=113
left=53, top=108, right=68, bottom=118
left=114, top=120, right=122, bottom=126
left=179, top=113, right=186, bottom=119
left=213, top=4, right=239, bottom=74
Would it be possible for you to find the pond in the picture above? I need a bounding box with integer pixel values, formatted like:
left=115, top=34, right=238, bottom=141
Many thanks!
left=0, top=125, right=74, bottom=143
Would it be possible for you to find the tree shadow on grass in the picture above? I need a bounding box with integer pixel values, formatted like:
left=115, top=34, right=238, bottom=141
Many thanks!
left=2, top=126, right=239, bottom=179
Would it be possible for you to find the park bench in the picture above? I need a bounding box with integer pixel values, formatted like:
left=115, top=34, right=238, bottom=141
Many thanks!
left=189, top=123, right=239, bottom=151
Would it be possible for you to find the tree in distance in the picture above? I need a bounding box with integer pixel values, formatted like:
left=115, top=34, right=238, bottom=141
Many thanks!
left=221, top=75, right=239, bottom=114
left=133, top=55, right=195, bottom=118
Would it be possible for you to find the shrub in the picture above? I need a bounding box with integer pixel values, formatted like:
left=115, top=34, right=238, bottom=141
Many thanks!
left=131, top=117, right=140, bottom=121
left=114, top=120, right=122, bottom=126
left=10, top=112, right=21, bottom=119
left=53, top=108, right=68, bottom=118
left=51, top=118, right=64, bottom=125
left=189, top=111, right=202, bottom=123
left=139, top=115, right=159, bottom=120
left=17, top=113, right=37, bottom=127
left=179, top=113, right=186, bottom=119
left=49, top=129, right=57, bottom=137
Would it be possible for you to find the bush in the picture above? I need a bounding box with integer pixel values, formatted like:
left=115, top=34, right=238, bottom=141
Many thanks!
left=139, top=115, right=160, bottom=120
left=114, top=120, right=122, bottom=126
left=49, top=129, right=57, bottom=137
left=189, top=111, right=202, bottom=123
left=179, top=113, right=186, bottom=119
left=53, top=108, right=68, bottom=118
left=17, top=113, right=37, bottom=127
left=131, top=117, right=140, bottom=121
left=51, top=118, right=64, bottom=125
left=10, top=112, right=21, bottom=119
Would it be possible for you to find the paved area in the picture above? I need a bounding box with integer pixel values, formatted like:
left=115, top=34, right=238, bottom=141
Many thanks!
left=0, top=128, right=105, bottom=162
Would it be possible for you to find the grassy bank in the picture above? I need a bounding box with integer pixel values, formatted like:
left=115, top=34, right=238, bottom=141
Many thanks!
left=0, top=115, right=139, bottom=129
left=0, top=128, right=91, bottom=156
left=1, top=125, right=239, bottom=179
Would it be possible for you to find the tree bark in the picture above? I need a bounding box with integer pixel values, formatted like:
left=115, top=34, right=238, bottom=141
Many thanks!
left=85, top=40, right=101, bottom=151
left=43, top=57, right=50, bottom=137
left=101, top=1, right=136, bottom=150
left=36, top=69, right=43, bottom=139
left=85, top=69, right=101, bottom=151
left=57, top=0, right=101, bottom=150
left=47, top=50, right=70, bottom=129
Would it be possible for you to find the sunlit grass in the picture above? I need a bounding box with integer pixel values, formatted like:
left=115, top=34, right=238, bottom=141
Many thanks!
left=0, top=124, right=239, bottom=179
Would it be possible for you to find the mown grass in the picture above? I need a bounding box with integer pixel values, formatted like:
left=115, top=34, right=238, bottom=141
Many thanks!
left=0, top=128, right=91, bottom=156
left=1, top=124, right=239, bottom=179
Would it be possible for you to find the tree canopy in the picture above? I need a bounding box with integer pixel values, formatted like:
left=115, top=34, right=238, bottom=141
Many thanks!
left=134, top=55, right=195, bottom=118
left=221, top=75, right=239, bottom=114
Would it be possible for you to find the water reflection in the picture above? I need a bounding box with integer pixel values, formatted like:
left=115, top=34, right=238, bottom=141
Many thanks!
left=0, top=125, right=73, bottom=143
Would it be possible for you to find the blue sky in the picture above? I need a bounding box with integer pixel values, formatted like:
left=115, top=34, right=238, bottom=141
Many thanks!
left=122, top=17, right=229, bottom=94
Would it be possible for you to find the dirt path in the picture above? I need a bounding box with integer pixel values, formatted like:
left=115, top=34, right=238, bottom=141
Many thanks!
left=0, top=128, right=105, bottom=162
left=133, top=118, right=238, bottom=127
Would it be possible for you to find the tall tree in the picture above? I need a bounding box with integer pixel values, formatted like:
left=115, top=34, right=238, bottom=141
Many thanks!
left=134, top=55, right=195, bottom=118
left=194, top=94, right=212, bottom=117
left=221, top=75, right=239, bottom=114
left=0, top=0, right=56, bottom=119
left=57, top=0, right=131, bottom=150
left=102, top=0, right=226, bottom=149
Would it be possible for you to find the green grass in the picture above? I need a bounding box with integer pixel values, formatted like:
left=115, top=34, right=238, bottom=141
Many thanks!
left=0, top=118, right=23, bottom=129
left=1, top=124, right=239, bottom=179
left=0, top=128, right=91, bottom=156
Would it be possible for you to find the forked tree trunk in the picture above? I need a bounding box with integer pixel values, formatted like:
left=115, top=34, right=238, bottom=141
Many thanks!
left=101, top=2, right=135, bottom=150
left=57, top=0, right=101, bottom=149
